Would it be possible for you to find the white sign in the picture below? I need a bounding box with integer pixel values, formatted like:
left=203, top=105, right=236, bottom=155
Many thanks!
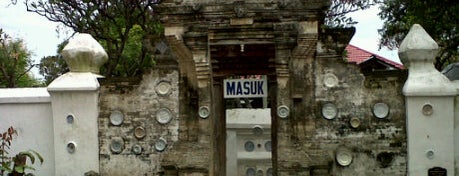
left=223, top=79, right=267, bottom=98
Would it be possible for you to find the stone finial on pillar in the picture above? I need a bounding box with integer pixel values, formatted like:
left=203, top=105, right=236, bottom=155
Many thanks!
left=61, top=33, right=108, bottom=74
left=399, top=24, right=456, bottom=96
left=400, top=24, right=455, bottom=176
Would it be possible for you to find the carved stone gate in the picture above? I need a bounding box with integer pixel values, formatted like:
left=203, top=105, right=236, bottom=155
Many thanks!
left=158, top=1, right=330, bottom=175
left=154, top=0, right=407, bottom=175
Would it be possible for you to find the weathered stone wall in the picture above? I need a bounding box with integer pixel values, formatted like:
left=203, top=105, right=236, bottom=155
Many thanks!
left=97, top=54, right=407, bottom=176
left=98, top=67, right=184, bottom=175
left=96, top=1, right=408, bottom=175
left=276, top=48, right=407, bottom=175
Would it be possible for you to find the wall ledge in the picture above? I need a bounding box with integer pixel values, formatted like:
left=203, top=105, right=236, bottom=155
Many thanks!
left=0, top=88, right=50, bottom=103
left=47, top=72, right=102, bottom=92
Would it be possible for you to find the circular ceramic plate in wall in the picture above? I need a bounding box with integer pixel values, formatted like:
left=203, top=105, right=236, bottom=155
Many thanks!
left=134, top=126, right=146, bottom=139
left=252, top=125, right=263, bottom=135
left=324, top=73, right=339, bottom=88
left=155, top=81, right=172, bottom=96
left=426, top=149, right=435, bottom=159
left=277, top=105, right=290, bottom=119
left=322, top=103, right=338, bottom=120
left=198, top=106, right=210, bottom=119
left=349, top=117, right=361, bottom=128
left=110, top=138, right=124, bottom=154
left=67, top=141, right=76, bottom=154
left=156, top=108, right=173, bottom=124
left=336, top=147, right=353, bottom=166
left=265, top=141, right=272, bottom=152
left=154, top=138, right=167, bottom=152
left=246, top=168, right=256, bottom=176
left=109, top=110, right=124, bottom=126
left=244, top=141, right=255, bottom=152
left=132, top=144, right=142, bottom=155
left=422, top=104, right=433, bottom=116
left=267, top=168, right=273, bottom=176
left=66, top=114, right=74, bottom=124
left=373, top=103, right=390, bottom=118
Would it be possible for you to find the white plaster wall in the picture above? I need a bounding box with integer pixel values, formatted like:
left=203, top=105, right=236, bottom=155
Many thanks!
left=406, top=96, right=454, bottom=176
left=0, top=88, right=54, bottom=176
left=226, top=108, right=272, bottom=176
left=453, top=81, right=459, bottom=174
left=49, top=91, right=99, bottom=175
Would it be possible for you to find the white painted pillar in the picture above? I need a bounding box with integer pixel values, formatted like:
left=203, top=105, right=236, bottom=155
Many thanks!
left=400, top=24, right=456, bottom=176
left=47, top=33, right=107, bottom=176
left=452, top=81, right=459, bottom=175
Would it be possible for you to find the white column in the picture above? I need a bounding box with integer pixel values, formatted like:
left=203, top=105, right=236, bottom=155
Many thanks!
left=47, top=33, right=107, bottom=176
left=400, top=24, right=456, bottom=176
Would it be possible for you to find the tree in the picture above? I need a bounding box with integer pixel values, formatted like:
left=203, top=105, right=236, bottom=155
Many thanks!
left=38, top=55, right=68, bottom=85
left=0, top=30, right=39, bottom=88
left=37, top=40, right=68, bottom=85
left=325, top=0, right=382, bottom=27
left=25, top=0, right=162, bottom=77
left=379, top=0, right=458, bottom=70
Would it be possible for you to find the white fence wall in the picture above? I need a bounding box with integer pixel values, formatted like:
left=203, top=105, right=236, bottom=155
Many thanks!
left=0, top=88, right=54, bottom=176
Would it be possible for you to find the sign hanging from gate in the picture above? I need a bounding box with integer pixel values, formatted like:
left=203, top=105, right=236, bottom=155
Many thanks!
left=223, top=78, right=267, bottom=98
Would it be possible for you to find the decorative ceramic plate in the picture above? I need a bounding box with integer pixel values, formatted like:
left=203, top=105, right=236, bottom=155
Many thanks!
left=265, top=141, right=272, bottom=152
left=246, top=168, right=256, bottom=176
left=324, top=73, right=339, bottom=88
left=155, top=138, right=167, bottom=152
left=134, top=126, right=146, bottom=139
left=110, top=137, right=124, bottom=154
left=67, top=141, right=76, bottom=154
left=198, top=106, right=210, bottom=119
left=244, top=141, right=255, bottom=152
left=155, top=81, right=172, bottom=96
left=156, top=108, right=173, bottom=124
left=109, top=110, right=124, bottom=126
left=267, top=168, right=273, bottom=176
left=426, top=149, right=434, bottom=159
left=322, top=103, right=338, bottom=120
left=373, top=103, right=390, bottom=118
left=336, top=147, right=353, bottom=166
left=66, top=114, right=74, bottom=124
left=422, top=104, right=433, bottom=116
left=277, top=105, right=290, bottom=119
left=132, top=144, right=142, bottom=155
left=349, top=117, right=360, bottom=128
left=252, top=125, right=263, bottom=135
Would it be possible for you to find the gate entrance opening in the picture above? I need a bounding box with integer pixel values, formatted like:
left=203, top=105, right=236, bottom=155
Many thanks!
left=211, top=43, right=276, bottom=176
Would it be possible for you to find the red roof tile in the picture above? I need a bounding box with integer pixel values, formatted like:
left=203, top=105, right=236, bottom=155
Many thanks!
left=345, top=44, right=404, bottom=69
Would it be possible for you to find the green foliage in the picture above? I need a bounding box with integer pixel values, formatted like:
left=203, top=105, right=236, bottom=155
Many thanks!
left=38, top=55, right=68, bottom=85
left=379, top=0, right=459, bottom=70
left=0, top=126, right=43, bottom=176
left=26, top=0, right=163, bottom=77
left=326, top=0, right=382, bottom=27
left=0, top=30, right=40, bottom=88
left=37, top=40, right=69, bottom=85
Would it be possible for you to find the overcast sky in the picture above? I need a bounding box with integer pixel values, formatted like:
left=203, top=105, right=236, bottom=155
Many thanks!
left=0, top=2, right=400, bottom=77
